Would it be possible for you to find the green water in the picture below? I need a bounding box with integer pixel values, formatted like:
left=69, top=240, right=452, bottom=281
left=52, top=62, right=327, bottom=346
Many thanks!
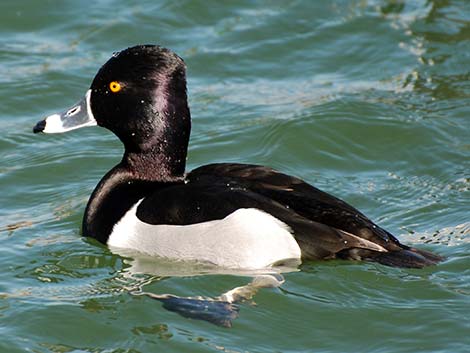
left=1, top=1, right=469, bottom=352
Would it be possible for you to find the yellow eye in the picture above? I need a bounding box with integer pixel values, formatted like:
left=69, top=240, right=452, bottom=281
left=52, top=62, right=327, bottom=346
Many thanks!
left=109, top=81, right=122, bottom=93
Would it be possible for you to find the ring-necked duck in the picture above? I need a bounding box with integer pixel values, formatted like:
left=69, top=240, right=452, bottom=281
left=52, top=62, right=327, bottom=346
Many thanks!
left=33, top=45, right=442, bottom=269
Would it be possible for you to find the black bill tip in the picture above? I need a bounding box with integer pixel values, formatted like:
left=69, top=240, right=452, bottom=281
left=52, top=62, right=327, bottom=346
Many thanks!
left=33, top=120, right=46, bottom=133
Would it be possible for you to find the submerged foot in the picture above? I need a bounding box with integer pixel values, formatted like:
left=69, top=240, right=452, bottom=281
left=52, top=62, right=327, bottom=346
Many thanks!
left=133, top=274, right=285, bottom=327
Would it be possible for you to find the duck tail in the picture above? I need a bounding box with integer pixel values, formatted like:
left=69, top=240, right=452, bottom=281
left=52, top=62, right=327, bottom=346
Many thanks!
left=367, top=246, right=443, bottom=268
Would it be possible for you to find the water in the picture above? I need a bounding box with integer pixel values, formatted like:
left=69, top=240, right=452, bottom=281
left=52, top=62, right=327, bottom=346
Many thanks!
left=1, top=0, right=469, bottom=352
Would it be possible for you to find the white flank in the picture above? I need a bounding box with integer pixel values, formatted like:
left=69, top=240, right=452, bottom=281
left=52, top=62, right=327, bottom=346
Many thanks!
left=108, top=201, right=301, bottom=269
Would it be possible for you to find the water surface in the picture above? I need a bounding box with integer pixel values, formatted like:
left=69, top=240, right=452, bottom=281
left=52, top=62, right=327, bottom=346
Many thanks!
left=1, top=1, right=469, bottom=352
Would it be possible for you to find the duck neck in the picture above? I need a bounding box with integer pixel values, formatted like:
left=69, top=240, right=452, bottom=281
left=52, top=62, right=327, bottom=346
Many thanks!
left=122, top=141, right=187, bottom=182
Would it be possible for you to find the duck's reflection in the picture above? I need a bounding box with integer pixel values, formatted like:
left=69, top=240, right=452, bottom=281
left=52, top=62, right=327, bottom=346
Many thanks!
left=112, top=247, right=299, bottom=327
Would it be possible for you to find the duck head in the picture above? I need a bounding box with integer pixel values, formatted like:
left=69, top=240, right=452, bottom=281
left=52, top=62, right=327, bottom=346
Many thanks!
left=34, top=45, right=191, bottom=176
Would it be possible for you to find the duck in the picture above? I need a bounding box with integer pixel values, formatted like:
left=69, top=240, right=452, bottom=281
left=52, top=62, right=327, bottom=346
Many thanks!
left=33, top=44, right=442, bottom=269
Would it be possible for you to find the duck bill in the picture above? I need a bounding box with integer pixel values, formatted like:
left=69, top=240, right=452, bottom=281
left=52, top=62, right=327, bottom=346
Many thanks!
left=33, top=90, right=97, bottom=134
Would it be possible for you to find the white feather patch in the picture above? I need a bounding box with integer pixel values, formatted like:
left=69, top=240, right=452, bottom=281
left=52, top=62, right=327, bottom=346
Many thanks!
left=108, top=201, right=301, bottom=269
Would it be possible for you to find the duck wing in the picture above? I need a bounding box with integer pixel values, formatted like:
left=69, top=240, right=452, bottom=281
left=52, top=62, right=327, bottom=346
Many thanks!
left=188, top=163, right=398, bottom=246
left=186, top=163, right=442, bottom=267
